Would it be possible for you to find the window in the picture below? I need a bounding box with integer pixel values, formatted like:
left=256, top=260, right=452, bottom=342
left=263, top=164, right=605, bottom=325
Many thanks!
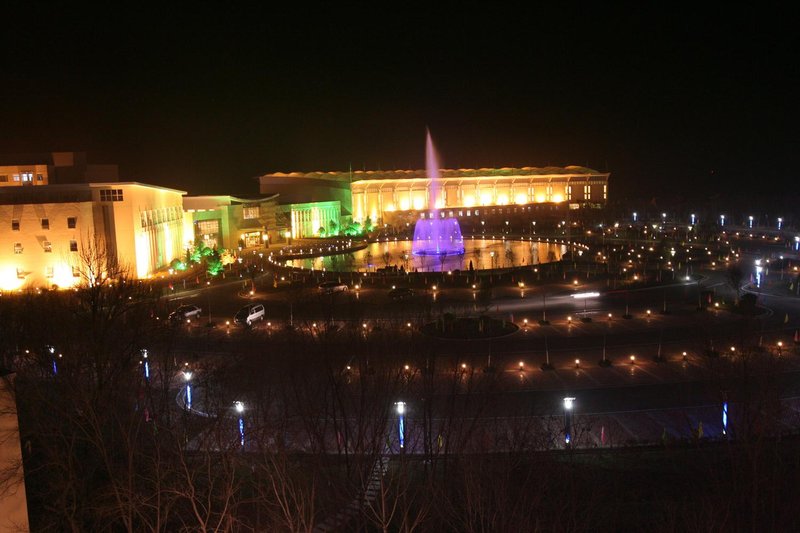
left=17, top=268, right=25, bottom=279
left=36, top=174, right=43, bottom=182
left=11, top=220, right=19, bottom=231
left=13, top=175, right=20, bottom=182
left=72, top=266, right=80, bottom=277
left=14, top=242, right=23, bottom=254
left=67, top=216, right=77, bottom=229
left=196, top=219, right=219, bottom=234
left=70, top=240, right=78, bottom=252
left=99, top=189, right=124, bottom=202
left=41, top=218, right=49, bottom=230
left=45, top=266, right=54, bottom=278
left=43, top=241, right=52, bottom=253
left=0, top=175, right=7, bottom=182
left=242, top=206, right=260, bottom=219
left=566, top=185, right=572, bottom=201
left=21, top=172, right=33, bottom=182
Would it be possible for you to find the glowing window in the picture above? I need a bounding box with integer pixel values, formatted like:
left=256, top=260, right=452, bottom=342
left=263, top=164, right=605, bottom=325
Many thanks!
left=14, top=242, right=23, bottom=254
left=43, top=241, right=52, bottom=253
left=21, top=172, right=33, bottom=182
left=72, top=266, right=80, bottom=277
left=45, top=266, right=54, bottom=278
left=17, top=268, right=25, bottom=279
left=99, top=189, right=123, bottom=202
left=243, top=206, right=260, bottom=219
left=70, top=240, right=78, bottom=252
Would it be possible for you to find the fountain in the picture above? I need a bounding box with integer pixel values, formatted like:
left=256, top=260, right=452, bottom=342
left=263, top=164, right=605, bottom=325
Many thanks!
left=411, top=131, right=465, bottom=260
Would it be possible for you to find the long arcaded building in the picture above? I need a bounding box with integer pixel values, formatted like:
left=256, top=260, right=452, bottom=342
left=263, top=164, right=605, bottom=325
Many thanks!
left=259, top=166, right=609, bottom=227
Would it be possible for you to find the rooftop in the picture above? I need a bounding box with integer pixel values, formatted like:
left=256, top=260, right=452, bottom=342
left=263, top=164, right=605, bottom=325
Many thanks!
left=261, top=166, right=606, bottom=182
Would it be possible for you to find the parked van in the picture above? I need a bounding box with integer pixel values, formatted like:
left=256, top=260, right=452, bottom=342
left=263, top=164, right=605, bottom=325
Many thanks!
left=234, top=304, right=265, bottom=326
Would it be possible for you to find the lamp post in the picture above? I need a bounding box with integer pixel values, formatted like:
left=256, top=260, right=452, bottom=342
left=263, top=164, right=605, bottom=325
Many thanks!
left=540, top=292, right=549, bottom=325
left=234, top=401, right=245, bottom=447
left=722, top=391, right=729, bottom=437
left=778, top=217, right=783, bottom=231
left=48, top=345, right=57, bottom=375
left=396, top=401, right=406, bottom=451
left=720, top=214, right=725, bottom=227
left=142, top=349, right=150, bottom=381
left=183, top=369, right=193, bottom=410
left=563, top=397, right=575, bottom=447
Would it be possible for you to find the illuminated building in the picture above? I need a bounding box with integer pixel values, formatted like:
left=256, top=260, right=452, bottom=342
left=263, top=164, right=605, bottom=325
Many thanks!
left=182, top=194, right=279, bottom=249
left=278, top=200, right=341, bottom=239
left=0, top=374, right=28, bottom=531
left=259, top=166, right=609, bottom=226
left=0, top=151, right=119, bottom=188
left=0, top=182, right=185, bottom=290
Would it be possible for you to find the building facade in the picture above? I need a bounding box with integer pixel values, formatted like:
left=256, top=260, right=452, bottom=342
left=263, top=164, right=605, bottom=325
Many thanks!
left=259, top=166, right=609, bottom=229
left=0, top=151, right=119, bottom=188
left=350, top=167, right=609, bottom=225
left=277, top=200, right=341, bottom=239
left=0, top=182, right=185, bottom=290
left=182, top=194, right=279, bottom=250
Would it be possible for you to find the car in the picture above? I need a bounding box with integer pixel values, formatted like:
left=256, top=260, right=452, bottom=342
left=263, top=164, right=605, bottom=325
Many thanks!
left=389, top=287, right=414, bottom=300
left=169, top=305, right=202, bottom=322
left=318, top=281, right=349, bottom=294
left=234, top=304, right=266, bottom=326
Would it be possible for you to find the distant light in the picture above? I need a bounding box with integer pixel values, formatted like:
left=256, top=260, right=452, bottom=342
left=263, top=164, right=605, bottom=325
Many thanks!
left=234, top=401, right=245, bottom=413
left=563, top=397, right=575, bottom=410
left=396, top=401, right=406, bottom=415
left=571, top=292, right=600, bottom=299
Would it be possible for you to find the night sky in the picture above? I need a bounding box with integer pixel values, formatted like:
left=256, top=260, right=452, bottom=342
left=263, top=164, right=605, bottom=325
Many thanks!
left=2, top=4, right=797, bottom=200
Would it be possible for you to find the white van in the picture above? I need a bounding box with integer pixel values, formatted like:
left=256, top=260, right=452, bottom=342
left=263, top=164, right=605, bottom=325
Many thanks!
left=319, top=281, right=349, bottom=294
left=234, top=304, right=265, bottom=326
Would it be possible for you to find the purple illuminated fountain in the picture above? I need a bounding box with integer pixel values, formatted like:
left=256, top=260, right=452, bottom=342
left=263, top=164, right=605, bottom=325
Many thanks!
left=412, top=131, right=465, bottom=258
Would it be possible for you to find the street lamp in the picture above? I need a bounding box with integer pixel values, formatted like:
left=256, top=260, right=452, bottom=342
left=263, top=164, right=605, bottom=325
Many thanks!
left=234, top=401, right=245, bottom=447
left=777, top=341, right=783, bottom=357
left=690, top=213, right=696, bottom=225
left=48, top=345, right=57, bottom=375
left=563, top=397, right=575, bottom=446
left=633, top=212, right=637, bottom=222
left=396, top=401, right=406, bottom=450
left=720, top=214, right=725, bottom=227
left=142, top=349, right=150, bottom=381
left=183, top=369, right=193, bottom=410
left=748, top=215, right=754, bottom=228
left=778, top=217, right=783, bottom=230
